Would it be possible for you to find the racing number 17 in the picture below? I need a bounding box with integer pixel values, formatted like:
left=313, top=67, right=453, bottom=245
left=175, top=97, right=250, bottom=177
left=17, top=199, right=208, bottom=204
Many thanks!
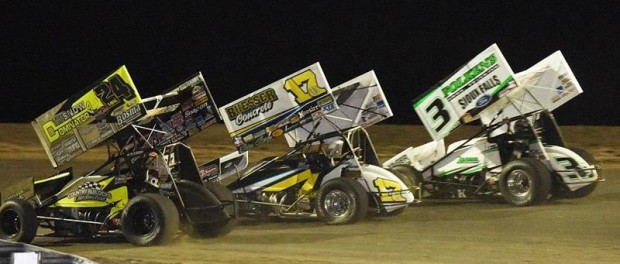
left=373, top=178, right=406, bottom=202
left=284, top=70, right=326, bottom=104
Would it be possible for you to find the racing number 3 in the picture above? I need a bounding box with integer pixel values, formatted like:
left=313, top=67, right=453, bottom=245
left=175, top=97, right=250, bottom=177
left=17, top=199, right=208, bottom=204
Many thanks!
left=373, top=178, right=406, bottom=202
left=426, top=98, right=451, bottom=133
left=284, top=70, right=326, bottom=104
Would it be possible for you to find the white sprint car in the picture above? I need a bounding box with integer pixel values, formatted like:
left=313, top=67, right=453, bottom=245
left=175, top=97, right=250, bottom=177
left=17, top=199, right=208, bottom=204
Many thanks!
left=384, top=44, right=602, bottom=206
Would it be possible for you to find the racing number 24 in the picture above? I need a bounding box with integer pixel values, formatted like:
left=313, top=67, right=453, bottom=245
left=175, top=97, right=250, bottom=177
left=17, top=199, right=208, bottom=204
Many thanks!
left=93, top=74, right=135, bottom=107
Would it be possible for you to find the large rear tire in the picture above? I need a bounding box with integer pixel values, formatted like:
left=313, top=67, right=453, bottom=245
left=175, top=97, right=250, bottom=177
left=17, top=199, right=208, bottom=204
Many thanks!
left=559, top=147, right=599, bottom=198
left=390, top=164, right=423, bottom=190
left=175, top=180, right=233, bottom=238
left=499, top=158, right=552, bottom=206
left=316, top=177, right=368, bottom=225
left=389, top=165, right=417, bottom=188
left=0, top=199, right=37, bottom=243
left=188, top=182, right=237, bottom=238
left=389, top=164, right=429, bottom=201
left=121, top=193, right=180, bottom=246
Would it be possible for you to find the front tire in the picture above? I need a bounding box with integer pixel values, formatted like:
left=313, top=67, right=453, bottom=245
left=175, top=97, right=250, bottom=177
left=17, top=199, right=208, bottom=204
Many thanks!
left=121, top=193, right=180, bottom=246
left=316, top=177, right=368, bottom=225
left=499, top=158, right=552, bottom=206
left=0, top=199, right=37, bottom=243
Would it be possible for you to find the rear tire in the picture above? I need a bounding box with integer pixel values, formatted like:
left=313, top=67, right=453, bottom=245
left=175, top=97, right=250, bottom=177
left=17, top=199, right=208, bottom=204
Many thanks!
left=0, top=199, right=37, bottom=243
left=175, top=180, right=233, bottom=238
left=499, top=158, right=551, bottom=206
left=121, top=193, right=179, bottom=246
left=389, top=165, right=417, bottom=188
left=389, top=165, right=425, bottom=198
left=558, top=147, right=599, bottom=198
left=316, top=177, right=368, bottom=225
left=188, top=182, right=237, bottom=238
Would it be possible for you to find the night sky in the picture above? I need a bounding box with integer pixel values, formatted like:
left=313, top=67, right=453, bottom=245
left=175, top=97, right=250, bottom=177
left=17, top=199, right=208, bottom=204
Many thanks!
left=1, top=0, right=618, bottom=125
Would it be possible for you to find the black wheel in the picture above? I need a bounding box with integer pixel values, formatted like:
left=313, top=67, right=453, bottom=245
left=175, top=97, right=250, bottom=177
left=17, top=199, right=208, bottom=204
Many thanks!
left=499, top=158, right=552, bottom=206
left=389, top=165, right=417, bottom=187
left=316, top=177, right=368, bottom=225
left=558, top=147, right=600, bottom=198
left=121, top=193, right=180, bottom=246
left=187, top=182, right=237, bottom=238
left=389, top=165, right=423, bottom=188
left=0, top=199, right=37, bottom=243
left=389, top=165, right=426, bottom=198
left=174, top=180, right=231, bottom=238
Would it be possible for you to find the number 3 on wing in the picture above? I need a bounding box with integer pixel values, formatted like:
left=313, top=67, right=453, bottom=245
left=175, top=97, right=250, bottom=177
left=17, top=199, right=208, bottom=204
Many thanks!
left=426, top=98, right=451, bottom=133
left=284, top=70, right=326, bottom=104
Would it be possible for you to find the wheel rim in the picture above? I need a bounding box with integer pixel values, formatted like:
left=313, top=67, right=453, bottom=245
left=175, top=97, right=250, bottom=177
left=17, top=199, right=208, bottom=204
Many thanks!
left=131, top=207, right=157, bottom=235
left=322, top=190, right=352, bottom=218
left=0, top=209, right=21, bottom=239
left=506, top=169, right=531, bottom=198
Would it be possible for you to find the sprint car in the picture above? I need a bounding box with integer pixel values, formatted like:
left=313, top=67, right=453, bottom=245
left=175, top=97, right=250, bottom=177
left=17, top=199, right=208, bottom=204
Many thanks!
left=202, top=65, right=414, bottom=224
left=0, top=68, right=235, bottom=246
left=383, top=45, right=601, bottom=206
left=209, top=126, right=414, bottom=224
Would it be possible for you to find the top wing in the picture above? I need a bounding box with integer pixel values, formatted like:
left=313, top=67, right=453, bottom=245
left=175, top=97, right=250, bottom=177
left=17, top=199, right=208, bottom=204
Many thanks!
left=218, top=63, right=336, bottom=152
left=413, top=44, right=517, bottom=140
left=31, top=66, right=144, bottom=167
left=479, top=51, right=582, bottom=124
left=125, top=72, right=220, bottom=148
left=284, top=70, right=392, bottom=147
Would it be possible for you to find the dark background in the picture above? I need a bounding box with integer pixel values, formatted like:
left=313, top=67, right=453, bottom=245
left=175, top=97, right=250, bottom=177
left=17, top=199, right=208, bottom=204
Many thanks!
left=1, top=0, right=618, bottom=125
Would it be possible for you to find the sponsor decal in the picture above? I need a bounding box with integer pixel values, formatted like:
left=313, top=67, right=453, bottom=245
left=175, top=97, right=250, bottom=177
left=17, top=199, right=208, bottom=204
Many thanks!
left=475, top=94, right=492, bottom=108
left=442, top=53, right=497, bottom=98
left=392, top=154, right=411, bottom=166
left=457, top=157, right=480, bottom=164
left=457, top=75, right=500, bottom=110
left=224, top=88, right=279, bottom=126
left=67, top=182, right=111, bottom=202
left=2, top=188, right=32, bottom=202
left=199, top=164, right=219, bottom=177
left=115, top=104, right=143, bottom=126
left=551, top=74, right=577, bottom=103
left=42, top=102, right=93, bottom=143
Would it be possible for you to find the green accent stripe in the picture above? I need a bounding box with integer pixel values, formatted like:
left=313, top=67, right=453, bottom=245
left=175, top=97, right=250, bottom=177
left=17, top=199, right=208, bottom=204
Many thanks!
left=482, top=147, right=498, bottom=154
left=412, top=64, right=466, bottom=109
left=413, top=85, right=441, bottom=109
left=462, top=164, right=485, bottom=174
left=491, top=76, right=514, bottom=96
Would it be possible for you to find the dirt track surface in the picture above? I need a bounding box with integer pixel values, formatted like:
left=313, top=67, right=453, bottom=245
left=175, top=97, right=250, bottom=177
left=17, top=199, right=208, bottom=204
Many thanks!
left=37, top=169, right=620, bottom=264
left=1, top=124, right=619, bottom=263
